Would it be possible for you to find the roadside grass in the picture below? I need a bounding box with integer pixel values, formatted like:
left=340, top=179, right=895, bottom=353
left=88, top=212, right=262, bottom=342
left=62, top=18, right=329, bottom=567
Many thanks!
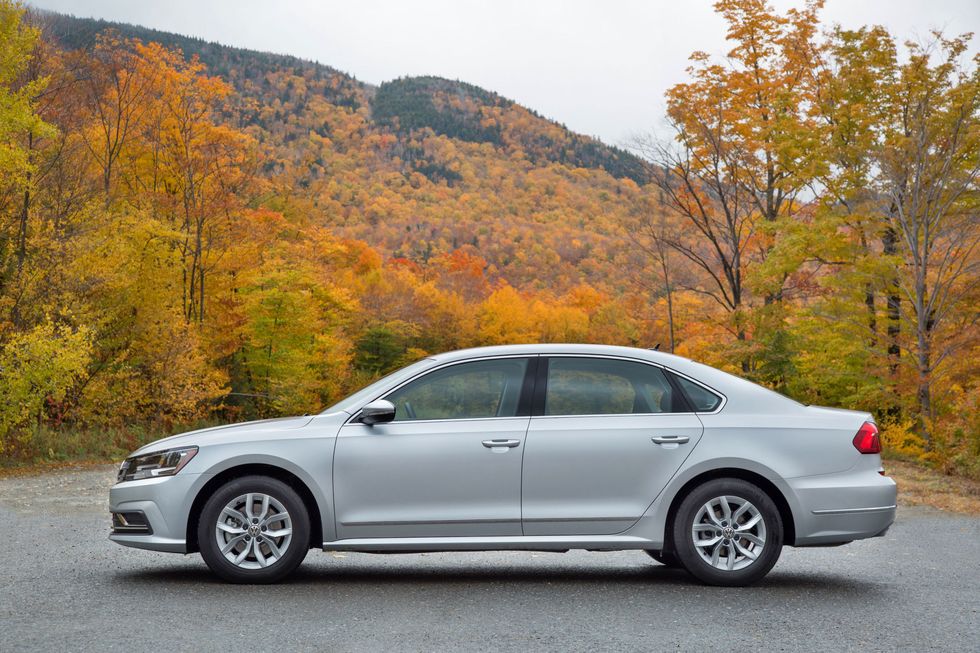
left=0, top=422, right=219, bottom=474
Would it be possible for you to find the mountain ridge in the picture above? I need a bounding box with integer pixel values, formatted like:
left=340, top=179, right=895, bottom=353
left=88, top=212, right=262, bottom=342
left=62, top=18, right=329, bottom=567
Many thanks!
left=37, top=10, right=646, bottom=183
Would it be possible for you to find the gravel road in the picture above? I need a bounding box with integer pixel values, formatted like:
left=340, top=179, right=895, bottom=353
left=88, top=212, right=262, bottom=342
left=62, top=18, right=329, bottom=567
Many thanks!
left=0, top=465, right=977, bottom=652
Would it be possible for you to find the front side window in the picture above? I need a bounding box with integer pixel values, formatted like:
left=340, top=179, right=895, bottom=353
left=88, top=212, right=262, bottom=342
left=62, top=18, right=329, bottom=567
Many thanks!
left=544, top=357, right=679, bottom=416
left=385, top=358, right=529, bottom=421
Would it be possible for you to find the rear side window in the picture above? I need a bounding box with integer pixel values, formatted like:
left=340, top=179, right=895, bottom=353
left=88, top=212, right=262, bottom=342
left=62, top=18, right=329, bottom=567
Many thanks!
left=544, top=357, right=680, bottom=416
left=671, top=374, right=723, bottom=412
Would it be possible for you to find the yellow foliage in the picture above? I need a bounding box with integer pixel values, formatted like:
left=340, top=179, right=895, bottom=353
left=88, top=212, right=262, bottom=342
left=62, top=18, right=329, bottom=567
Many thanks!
left=879, top=419, right=928, bottom=460
left=0, top=322, right=91, bottom=453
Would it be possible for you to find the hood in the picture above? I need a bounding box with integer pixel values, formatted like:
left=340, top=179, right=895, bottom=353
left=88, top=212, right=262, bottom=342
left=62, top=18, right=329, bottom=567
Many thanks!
left=132, top=416, right=316, bottom=455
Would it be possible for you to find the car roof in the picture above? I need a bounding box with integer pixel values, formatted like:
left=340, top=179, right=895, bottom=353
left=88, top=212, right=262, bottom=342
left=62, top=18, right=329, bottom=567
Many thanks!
left=429, top=343, right=691, bottom=366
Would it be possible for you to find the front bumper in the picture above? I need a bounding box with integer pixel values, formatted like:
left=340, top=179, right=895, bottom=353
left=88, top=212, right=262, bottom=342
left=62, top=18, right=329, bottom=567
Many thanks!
left=789, top=464, right=897, bottom=546
left=109, top=472, right=209, bottom=553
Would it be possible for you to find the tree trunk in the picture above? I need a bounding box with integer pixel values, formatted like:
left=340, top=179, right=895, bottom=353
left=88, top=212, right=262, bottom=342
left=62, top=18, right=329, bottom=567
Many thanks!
left=864, top=286, right=877, bottom=348
left=882, top=226, right=901, bottom=375
left=656, top=243, right=676, bottom=354
left=16, top=132, right=33, bottom=279
left=916, top=329, right=932, bottom=443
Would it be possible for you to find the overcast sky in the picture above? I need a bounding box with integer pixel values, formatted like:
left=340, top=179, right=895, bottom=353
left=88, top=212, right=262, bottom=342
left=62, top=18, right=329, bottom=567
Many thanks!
left=28, top=0, right=980, bottom=146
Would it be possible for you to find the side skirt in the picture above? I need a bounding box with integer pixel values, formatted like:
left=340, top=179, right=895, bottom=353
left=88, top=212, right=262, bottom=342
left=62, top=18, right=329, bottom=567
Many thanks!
left=322, top=534, right=654, bottom=553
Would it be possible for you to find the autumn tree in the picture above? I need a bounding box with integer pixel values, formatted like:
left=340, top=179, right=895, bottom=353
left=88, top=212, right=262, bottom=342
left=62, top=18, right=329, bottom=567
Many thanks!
left=817, top=29, right=979, bottom=439
left=635, top=0, right=824, bottom=376
left=125, top=42, right=256, bottom=324
left=0, top=1, right=92, bottom=452
left=70, top=31, right=156, bottom=203
left=626, top=194, right=681, bottom=353
left=0, top=0, right=54, bottom=311
left=805, top=25, right=906, bottom=399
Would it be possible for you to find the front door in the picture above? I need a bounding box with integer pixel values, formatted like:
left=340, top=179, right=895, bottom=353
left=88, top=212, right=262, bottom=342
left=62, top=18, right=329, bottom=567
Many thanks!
left=521, top=356, right=704, bottom=536
left=333, top=356, right=534, bottom=540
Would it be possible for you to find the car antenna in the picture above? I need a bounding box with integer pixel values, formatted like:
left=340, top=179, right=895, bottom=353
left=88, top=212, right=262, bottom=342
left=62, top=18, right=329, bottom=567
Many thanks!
left=652, top=343, right=661, bottom=351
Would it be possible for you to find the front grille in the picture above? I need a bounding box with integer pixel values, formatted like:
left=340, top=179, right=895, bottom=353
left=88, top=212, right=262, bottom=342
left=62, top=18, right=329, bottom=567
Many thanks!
left=111, top=511, right=153, bottom=534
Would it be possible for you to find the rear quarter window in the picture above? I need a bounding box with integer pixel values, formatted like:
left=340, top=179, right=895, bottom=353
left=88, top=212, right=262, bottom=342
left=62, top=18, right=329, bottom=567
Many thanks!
left=671, top=374, right=723, bottom=412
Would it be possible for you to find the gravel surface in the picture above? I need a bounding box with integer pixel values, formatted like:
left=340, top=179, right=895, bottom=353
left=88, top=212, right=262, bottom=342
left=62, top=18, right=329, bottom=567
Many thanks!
left=0, top=465, right=978, bottom=652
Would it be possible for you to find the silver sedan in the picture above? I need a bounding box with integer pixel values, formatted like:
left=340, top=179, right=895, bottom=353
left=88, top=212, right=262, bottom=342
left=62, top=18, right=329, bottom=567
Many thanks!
left=109, top=344, right=897, bottom=586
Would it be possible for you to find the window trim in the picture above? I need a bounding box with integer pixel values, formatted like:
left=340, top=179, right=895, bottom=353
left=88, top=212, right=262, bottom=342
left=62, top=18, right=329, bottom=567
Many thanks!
left=530, top=354, right=727, bottom=418
left=344, top=352, right=727, bottom=425
left=346, top=354, right=538, bottom=425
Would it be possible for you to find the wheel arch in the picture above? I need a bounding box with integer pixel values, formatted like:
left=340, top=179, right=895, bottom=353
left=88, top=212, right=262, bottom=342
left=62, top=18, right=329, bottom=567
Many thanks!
left=661, top=467, right=797, bottom=552
left=186, top=464, right=324, bottom=553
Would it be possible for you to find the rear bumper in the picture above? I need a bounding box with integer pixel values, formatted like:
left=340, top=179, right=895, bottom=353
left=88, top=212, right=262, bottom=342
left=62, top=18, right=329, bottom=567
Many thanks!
left=789, top=467, right=897, bottom=546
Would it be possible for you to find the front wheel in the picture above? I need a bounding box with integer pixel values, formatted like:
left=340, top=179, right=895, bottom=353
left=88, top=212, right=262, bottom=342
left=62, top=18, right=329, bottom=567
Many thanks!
left=672, top=478, right=783, bottom=587
left=198, top=475, right=310, bottom=583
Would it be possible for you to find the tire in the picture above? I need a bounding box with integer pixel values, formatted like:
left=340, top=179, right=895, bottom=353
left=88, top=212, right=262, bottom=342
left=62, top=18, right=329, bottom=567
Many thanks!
left=671, top=478, right=783, bottom=587
left=645, top=550, right=680, bottom=567
left=197, top=475, right=310, bottom=584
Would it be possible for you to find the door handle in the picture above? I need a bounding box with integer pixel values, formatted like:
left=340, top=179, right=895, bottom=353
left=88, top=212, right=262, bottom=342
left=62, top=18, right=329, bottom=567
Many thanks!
left=651, top=435, right=690, bottom=445
left=482, top=439, right=521, bottom=448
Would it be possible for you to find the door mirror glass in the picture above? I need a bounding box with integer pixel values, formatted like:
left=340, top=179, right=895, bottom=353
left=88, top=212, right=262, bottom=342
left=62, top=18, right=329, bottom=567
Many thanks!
left=360, top=399, right=396, bottom=425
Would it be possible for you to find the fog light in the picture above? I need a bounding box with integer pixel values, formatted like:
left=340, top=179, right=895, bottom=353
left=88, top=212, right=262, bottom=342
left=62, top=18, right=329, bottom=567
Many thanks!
left=111, top=511, right=152, bottom=534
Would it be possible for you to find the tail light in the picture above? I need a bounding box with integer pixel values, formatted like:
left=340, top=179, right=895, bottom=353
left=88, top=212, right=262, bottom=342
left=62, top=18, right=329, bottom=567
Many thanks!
left=853, top=422, right=881, bottom=454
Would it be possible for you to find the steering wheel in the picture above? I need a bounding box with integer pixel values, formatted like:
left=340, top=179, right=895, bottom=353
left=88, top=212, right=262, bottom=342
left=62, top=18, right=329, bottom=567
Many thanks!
left=403, top=401, right=417, bottom=420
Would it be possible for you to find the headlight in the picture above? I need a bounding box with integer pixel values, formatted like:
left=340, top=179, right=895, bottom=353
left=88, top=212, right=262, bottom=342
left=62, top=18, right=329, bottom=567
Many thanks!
left=117, top=446, right=198, bottom=483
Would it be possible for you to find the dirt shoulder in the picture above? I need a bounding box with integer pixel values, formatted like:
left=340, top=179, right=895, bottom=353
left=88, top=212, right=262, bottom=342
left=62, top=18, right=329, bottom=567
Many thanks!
left=0, top=459, right=115, bottom=478
left=0, top=463, right=116, bottom=516
left=885, top=458, right=980, bottom=515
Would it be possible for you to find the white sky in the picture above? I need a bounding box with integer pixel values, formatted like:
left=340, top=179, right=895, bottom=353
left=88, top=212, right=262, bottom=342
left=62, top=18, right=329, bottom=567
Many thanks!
left=28, top=0, right=980, bottom=146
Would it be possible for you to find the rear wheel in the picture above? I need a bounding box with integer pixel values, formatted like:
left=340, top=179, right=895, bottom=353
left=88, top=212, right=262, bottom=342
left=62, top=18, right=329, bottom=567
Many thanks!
left=672, top=478, right=783, bottom=586
left=198, top=475, right=310, bottom=583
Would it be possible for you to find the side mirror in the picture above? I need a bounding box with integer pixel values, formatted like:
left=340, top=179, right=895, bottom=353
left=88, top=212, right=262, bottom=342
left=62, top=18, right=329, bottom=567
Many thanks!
left=360, top=399, right=396, bottom=425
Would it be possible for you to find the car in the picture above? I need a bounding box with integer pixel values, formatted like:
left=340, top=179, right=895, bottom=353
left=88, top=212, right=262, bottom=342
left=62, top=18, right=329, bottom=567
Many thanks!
left=109, top=344, right=896, bottom=586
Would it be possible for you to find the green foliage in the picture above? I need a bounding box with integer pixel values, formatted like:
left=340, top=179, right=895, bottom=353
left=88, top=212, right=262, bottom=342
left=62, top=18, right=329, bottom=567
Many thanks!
left=0, top=322, right=91, bottom=453
left=783, top=306, right=885, bottom=410
left=236, top=253, right=354, bottom=417
left=373, top=76, right=506, bottom=145
left=373, top=76, right=649, bottom=184
left=353, top=322, right=420, bottom=376
left=0, top=0, right=52, bottom=182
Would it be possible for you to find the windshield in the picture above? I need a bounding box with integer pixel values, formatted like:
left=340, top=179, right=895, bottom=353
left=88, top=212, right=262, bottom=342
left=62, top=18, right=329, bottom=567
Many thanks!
left=322, top=358, right=435, bottom=414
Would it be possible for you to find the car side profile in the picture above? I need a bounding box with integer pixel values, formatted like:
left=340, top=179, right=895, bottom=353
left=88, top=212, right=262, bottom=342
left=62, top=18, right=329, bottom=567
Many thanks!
left=109, top=344, right=896, bottom=586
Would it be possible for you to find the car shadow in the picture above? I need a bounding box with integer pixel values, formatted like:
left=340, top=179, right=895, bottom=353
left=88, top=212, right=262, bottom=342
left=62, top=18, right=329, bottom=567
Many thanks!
left=111, top=558, right=883, bottom=596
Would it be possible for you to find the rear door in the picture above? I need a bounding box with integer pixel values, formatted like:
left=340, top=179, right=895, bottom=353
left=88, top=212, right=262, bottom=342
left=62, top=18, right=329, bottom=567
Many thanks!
left=521, top=356, right=704, bottom=536
left=334, top=356, right=535, bottom=539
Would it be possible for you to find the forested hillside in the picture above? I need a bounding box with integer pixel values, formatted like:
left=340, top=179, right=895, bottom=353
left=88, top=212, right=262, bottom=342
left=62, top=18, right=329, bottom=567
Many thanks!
left=372, top=76, right=648, bottom=183
left=41, top=12, right=648, bottom=290
left=1, top=1, right=977, bottom=478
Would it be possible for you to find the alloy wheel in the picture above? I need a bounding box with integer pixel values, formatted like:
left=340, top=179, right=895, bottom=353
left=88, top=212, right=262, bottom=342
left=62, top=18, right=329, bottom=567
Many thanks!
left=691, top=495, right=766, bottom=572
left=214, top=492, right=293, bottom=569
